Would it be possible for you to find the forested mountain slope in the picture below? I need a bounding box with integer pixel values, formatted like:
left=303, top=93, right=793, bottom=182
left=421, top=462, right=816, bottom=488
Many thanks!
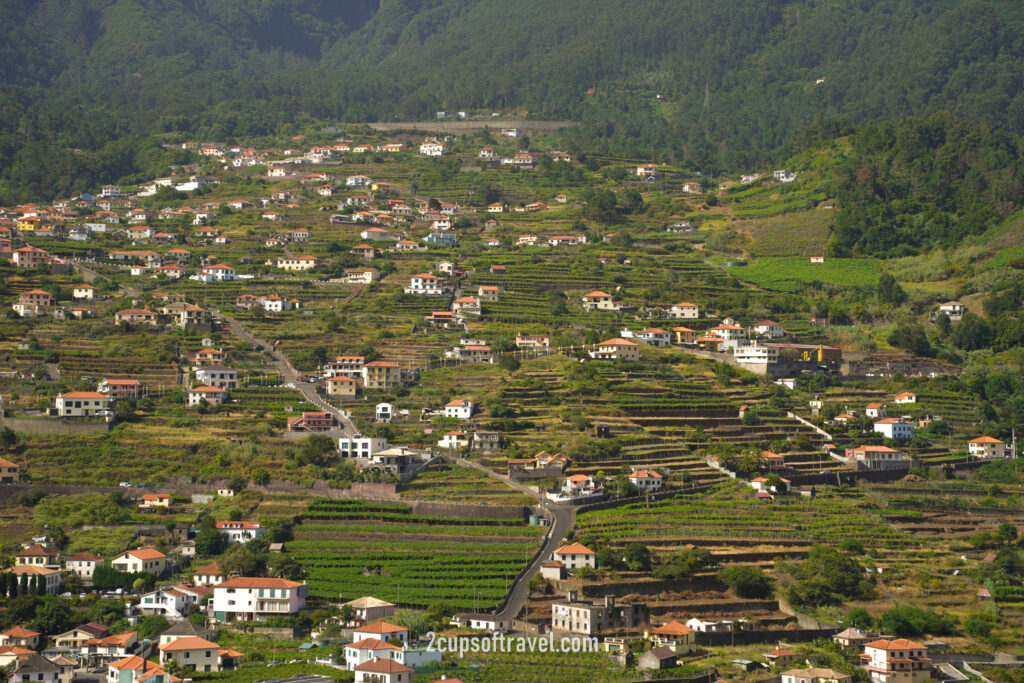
left=3, top=0, right=1024, bottom=202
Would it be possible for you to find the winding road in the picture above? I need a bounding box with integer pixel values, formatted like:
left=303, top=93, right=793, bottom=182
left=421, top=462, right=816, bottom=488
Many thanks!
left=216, top=311, right=358, bottom=436
left=456, top=456, right=577, bottom=622
left=71, top=256, right=564, bottom=621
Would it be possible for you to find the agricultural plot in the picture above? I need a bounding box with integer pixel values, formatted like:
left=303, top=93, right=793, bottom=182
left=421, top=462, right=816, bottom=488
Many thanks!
left=441, top=650, right=639, bottom=683
left=729, top=257, right=881, bottom=292
left=291, top=499, right=544, bottom=609
left=400, top=463, right=536, bottom=506
left=576, top=482, right=917, bottom=549
left=733, top=209, right=833, bottom=257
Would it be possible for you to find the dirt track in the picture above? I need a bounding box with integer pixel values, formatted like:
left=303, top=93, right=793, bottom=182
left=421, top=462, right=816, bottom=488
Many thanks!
left=366, top=119, right=578, bottom=133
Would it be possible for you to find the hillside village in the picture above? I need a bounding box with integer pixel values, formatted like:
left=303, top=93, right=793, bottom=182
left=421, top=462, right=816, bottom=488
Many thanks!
left=1, top=123, right=1023, bottom=683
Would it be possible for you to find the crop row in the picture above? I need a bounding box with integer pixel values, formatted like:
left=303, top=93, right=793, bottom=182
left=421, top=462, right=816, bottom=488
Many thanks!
left=295, top=521, right=541, bottom=536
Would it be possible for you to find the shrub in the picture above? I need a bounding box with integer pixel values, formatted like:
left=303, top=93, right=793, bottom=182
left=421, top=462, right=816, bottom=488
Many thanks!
left=964, top=613, right=996, bottom=640
left=878, top=605, right=956, bottom=637
left=718, top=565, right=772, bottom=599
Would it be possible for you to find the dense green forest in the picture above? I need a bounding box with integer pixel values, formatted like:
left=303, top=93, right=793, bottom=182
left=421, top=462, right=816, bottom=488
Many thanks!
left=825, top=114, right=1024, bottom=257
left=4, top=0, right=1024, bottom=204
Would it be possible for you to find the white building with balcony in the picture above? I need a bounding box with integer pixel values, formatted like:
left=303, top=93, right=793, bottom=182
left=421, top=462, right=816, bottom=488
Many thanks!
left=211, top=577, right=307, bottom=622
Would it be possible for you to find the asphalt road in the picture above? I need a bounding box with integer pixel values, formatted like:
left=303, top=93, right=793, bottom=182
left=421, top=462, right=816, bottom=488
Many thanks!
left=456, top=456, right=577, bottom=621
left=217, top=312, right=358, bottom=436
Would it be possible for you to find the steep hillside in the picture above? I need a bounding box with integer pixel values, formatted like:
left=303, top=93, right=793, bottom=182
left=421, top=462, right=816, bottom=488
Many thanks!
left=4, top=0, right=1024, bottom=202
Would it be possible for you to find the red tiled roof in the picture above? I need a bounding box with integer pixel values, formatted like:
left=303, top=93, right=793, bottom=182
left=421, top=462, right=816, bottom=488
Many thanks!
left=158, top=637, right=219, bottom=652
left=346, top=638, right=400, bottom=651
left=596, top=338, right=638, bottom=346
left=354, top=621, right=408, bottom=635
left=554, top=542, right=595, bottom=555
left=17, top=543, right=56, bottom=557
left=2, top=626, right=40, bottom=638
left=864, top=638, right=927, bottom=650
left=116, top=548, right=166, bottom=561
left=651, top=621, right=693, bottom=637
left=354, top=658, right=411, bottom=673
left=216, top=577, right=303, bottom=589
left=57, top=391, right=109, bottom=399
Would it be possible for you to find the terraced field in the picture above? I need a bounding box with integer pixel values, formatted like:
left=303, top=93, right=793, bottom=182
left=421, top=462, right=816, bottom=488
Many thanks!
left=576, top=481, right=917, bottom=549
left=400, top=463, right=535, bottom=506
left=493, top=359, right=828, bottom=482
left=291, top=499, right=544, bottom=609
left=730, top=257, right=881, bottom=292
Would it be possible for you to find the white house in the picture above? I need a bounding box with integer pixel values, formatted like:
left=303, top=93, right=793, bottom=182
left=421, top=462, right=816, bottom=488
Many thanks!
left=734, top=343, right=779, bottom=367
left=338, top=437, right=389, bottom=459
left=404, top=273, right=445, bottom=296
left=215, top=521, right=264, bottom=545
left=211, top=577, right=307, bottom=622
left=937, top=301, right=966, bottom=322
left=194, top=265, right=237, bottom=282
left=633, top=328, right=671, bottom=347
left=195, top=366, right=238, bottom=390
left=64, top=553, right=103, bottom=583
left=865, top=403, right=886, bottom=419
left=685, top=618, right=735, bottom=633
left=669, top=302, right=699, bottom=319
left=138, top=585, right=207, bottom=620
left=344, top=639, right=400, bottom=671
left=752, top=320, right=784, bottom=338
left=353, top=658, right=412, bottom=683
left=276, top=256, right=319, bottom=272
left=845, top=446, right=908, bottom=469
left=5, top=566, right=60, bottom=594
left=589, top=338, right=640, bottom=362
left=552, top=542, right=596, bottom=571
left=9, top=654, right=60, bottom=683
left=158, top=636, right=221, bottom=673
left=192, top=562, right=225, bottom=587
left=873, top=418, right=914, bottom=441
left=444, top=399, right=474, bottom=420
left=561, top=474, right=600, bottom=497
left=188, top=386, right=228, bottom=406
left=629, top=469, right=663, bottom=493
left=73, top=285, right=100, bottom=300
left=419, top=141, right=446, bottom=156
left=344, top=268, right=380, bottom=285
left=893, top=392, right=916, bottom=404
left=55, top=391, right=112, bottom=417
left=861, top=639, right=931, bottom=683
left=353, top=621, right=409, bottom=646
left=438, top=431, right=469, bottom=450
left=708, top=323, right=747, bottom=349
left=582, top=290, right=619, bottom=311
left=111, top=548, right=169, bottom=576
left=968, top=437, right=1011, bottom=458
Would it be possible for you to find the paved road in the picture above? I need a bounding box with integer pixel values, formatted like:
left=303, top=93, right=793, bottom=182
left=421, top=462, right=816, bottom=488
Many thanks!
left=495, top=500, right=576, bottom=622
left=217, top=312, right=357, bottom=436
left=456, top=456, right=577, bottom=621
